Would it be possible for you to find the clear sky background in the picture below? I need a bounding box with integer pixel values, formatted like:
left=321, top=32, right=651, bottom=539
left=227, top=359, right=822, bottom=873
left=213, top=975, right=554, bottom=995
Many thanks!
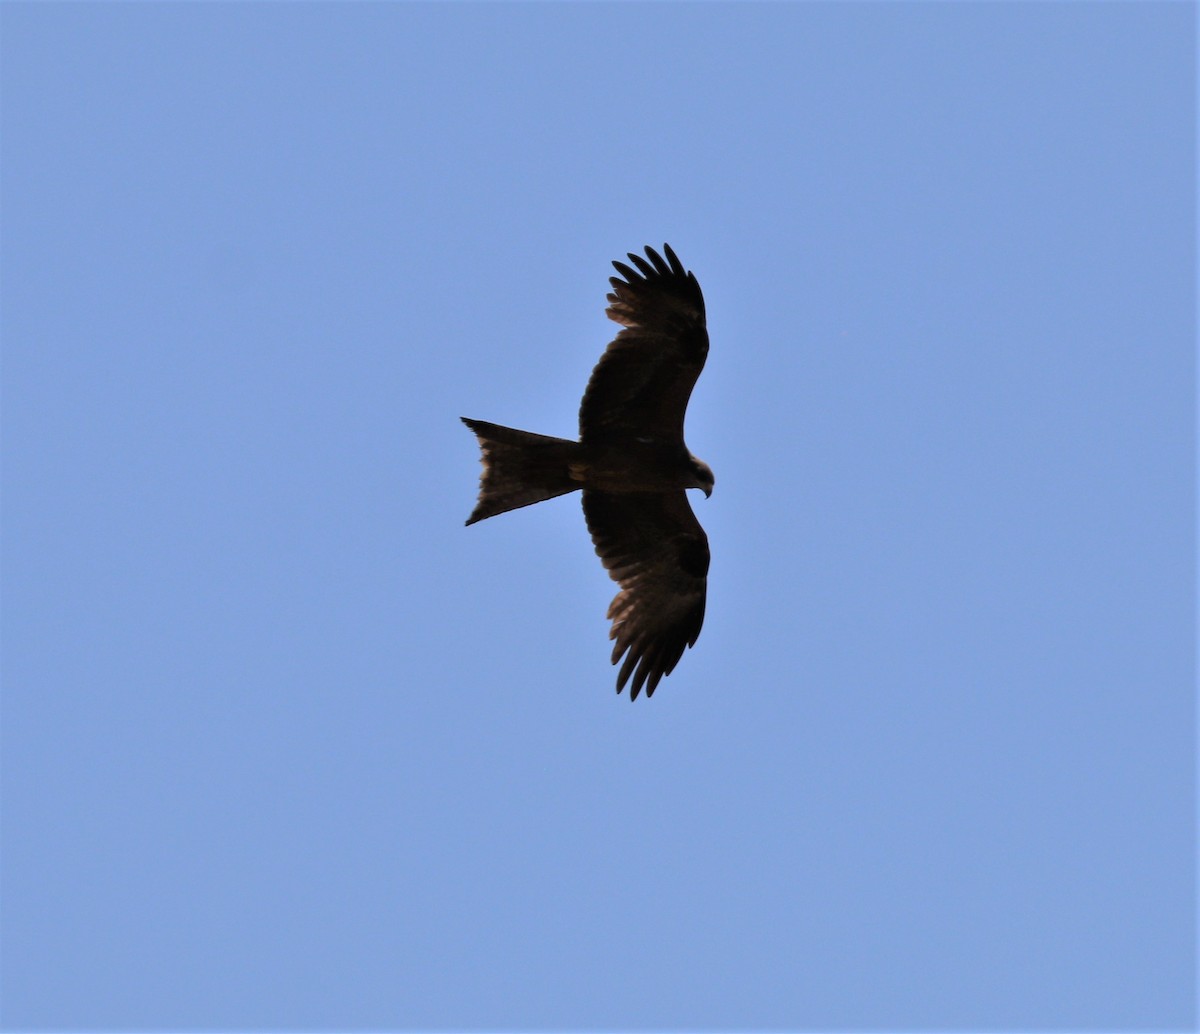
left=1, top=3, right=1194, bottom=1031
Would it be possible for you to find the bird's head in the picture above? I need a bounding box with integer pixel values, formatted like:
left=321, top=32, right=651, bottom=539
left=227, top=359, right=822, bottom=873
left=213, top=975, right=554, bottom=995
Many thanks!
left=690, top=457, right=714, bottom=498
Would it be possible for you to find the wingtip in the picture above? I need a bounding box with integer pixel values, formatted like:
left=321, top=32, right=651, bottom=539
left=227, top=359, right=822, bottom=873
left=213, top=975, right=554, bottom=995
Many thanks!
left=662, top=242, right=685, bottom=276
left=611, top=259, right=637, bottom=283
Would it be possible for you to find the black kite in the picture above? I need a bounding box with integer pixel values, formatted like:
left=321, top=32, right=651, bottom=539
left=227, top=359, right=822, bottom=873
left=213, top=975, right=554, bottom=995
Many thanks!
left=463, top=244, right=712, bottom=699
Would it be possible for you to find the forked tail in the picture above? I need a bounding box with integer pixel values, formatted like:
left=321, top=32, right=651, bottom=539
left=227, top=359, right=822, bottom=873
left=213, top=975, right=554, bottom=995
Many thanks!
left=461, top=417, right=581, bottom=525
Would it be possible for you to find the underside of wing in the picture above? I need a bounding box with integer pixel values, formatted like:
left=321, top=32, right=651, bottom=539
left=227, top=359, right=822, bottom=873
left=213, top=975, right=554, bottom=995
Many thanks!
left=579, top=244, right=708, bottom=445
left=582, top=489, right=709, bottom=699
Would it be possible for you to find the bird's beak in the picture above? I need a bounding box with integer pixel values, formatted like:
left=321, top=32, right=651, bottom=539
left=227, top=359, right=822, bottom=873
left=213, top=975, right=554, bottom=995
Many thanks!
left=704, top=485, right=713, bottom=499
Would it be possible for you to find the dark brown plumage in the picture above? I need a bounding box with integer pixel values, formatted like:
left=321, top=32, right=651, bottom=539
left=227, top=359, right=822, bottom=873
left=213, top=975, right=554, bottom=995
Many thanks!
left=463, top=244, right=712, bottom=699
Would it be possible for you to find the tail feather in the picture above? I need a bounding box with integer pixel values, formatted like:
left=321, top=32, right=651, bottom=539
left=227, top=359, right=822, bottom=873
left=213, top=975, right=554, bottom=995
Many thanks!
left=461, top=417, right=581, bottom=525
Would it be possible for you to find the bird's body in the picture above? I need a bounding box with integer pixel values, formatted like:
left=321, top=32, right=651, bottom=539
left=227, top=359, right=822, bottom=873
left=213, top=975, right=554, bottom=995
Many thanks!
left=572, top=438, right=709, bottom=494
left=463, top=244, right=712, bottom=699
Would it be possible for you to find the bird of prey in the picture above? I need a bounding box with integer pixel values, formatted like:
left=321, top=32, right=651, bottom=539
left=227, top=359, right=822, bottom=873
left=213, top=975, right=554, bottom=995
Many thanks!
left=463, top=243, right=712, bottom=700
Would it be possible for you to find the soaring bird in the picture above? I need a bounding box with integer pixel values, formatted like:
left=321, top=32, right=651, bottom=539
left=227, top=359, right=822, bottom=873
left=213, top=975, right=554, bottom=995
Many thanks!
left=463, top=244, right=712, bottom=699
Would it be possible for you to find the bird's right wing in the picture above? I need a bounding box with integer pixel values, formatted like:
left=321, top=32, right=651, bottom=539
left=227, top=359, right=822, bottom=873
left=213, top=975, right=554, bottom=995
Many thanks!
left=578, top=244, right=708, bottom=446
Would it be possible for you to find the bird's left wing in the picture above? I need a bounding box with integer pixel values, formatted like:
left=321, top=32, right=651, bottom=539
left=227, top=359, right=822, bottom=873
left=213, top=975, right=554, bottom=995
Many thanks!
left=582, top=489, right=709, bottom=699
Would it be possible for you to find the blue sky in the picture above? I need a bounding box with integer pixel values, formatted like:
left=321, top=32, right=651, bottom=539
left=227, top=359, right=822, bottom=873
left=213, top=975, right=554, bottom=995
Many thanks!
left=2, top=3, right=1194, bottom=1030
